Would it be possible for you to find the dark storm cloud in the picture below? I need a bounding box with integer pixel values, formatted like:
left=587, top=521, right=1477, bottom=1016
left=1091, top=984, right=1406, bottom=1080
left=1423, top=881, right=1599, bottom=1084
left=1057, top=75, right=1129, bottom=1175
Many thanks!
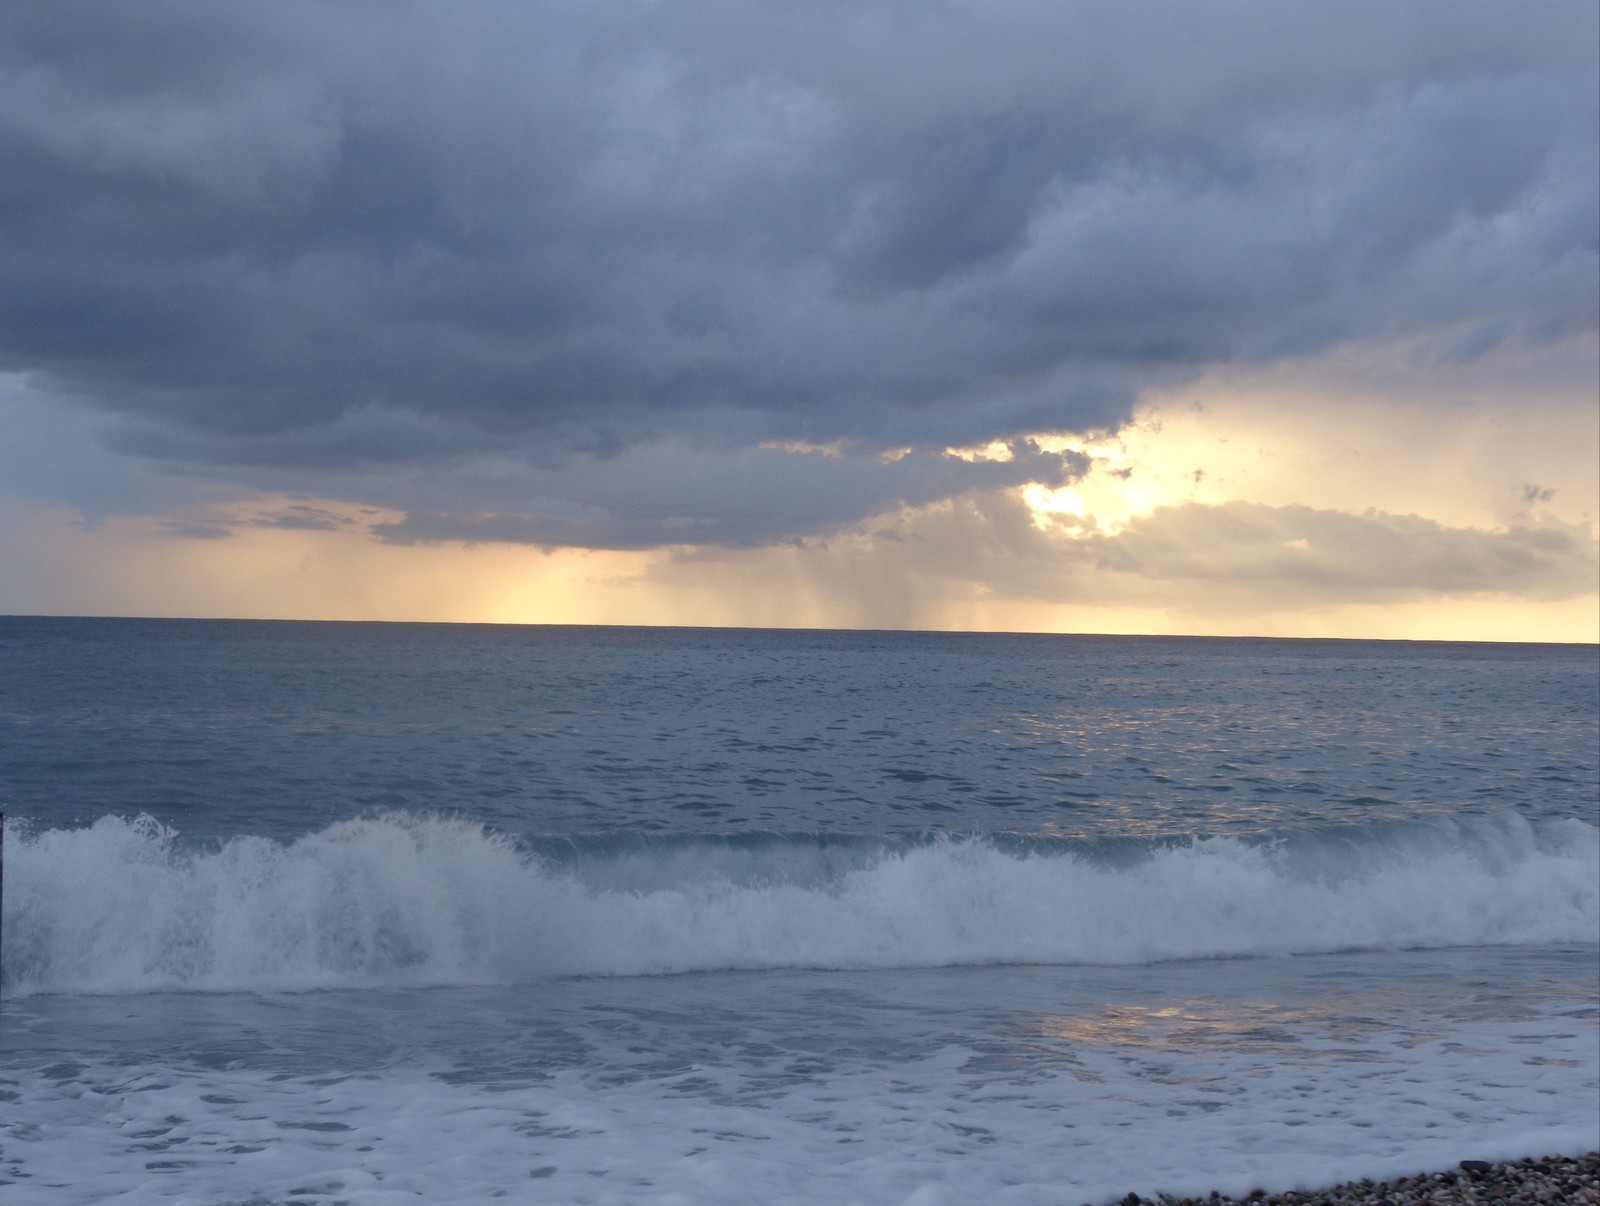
left=1, top=1, right=1595, bottom=545
left=372, top=440, right=1087, bottom=550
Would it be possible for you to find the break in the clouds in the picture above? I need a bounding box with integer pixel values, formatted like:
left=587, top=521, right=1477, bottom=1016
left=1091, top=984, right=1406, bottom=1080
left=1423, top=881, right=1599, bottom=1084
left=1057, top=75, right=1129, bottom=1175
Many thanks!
left=0, top=0, right=1595, bottom=635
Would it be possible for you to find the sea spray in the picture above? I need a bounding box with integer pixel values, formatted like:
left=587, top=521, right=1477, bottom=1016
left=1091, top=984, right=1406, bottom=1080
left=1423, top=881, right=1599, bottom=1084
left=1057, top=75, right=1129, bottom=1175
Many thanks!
left=3, top=811, right=1595, bottom=996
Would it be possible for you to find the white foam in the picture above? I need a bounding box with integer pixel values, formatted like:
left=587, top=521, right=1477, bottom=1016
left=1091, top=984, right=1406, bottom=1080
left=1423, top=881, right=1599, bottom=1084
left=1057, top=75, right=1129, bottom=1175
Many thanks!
left=3, top=987, right=1596, bottom=1206
left=4, top=812, right=1596, bottom=995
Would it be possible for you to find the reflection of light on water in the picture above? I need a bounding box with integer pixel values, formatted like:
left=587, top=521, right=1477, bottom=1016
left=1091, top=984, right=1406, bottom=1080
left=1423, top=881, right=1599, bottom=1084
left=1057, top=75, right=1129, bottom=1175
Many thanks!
left=1020, top=998, right=1402, bottom=1061
left=1004, top=700, right=1341, bottom=836
left=946, top=995, right=1430, bottom=1100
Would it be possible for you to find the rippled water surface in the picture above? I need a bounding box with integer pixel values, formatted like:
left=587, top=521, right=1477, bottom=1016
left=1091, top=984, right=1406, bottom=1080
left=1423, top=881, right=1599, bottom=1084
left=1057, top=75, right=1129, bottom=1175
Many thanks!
left=3, top=618, right=1594, bottom=840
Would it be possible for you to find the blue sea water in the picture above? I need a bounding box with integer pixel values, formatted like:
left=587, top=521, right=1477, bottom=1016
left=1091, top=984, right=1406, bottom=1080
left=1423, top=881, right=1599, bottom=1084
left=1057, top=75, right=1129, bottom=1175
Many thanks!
left=1, top=617, right=1596, bottom=1204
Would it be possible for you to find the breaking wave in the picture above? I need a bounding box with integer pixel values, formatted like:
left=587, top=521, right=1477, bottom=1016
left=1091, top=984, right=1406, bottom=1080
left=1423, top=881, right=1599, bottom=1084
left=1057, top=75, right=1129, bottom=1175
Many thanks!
left=3, top=812, right=1595, bottom=996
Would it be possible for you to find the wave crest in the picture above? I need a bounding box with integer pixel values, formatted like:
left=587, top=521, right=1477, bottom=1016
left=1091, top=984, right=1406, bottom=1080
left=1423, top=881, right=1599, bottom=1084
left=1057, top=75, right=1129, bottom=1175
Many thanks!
left=3, top=812, right=1595, bottom=995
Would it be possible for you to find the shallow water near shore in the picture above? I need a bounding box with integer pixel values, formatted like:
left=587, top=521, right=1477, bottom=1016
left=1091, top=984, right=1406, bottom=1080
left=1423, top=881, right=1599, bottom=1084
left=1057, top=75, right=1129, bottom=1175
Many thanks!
left=5, top=946, right=1596, bottom=1205
left=1, top=619, right=1596, bottom=1203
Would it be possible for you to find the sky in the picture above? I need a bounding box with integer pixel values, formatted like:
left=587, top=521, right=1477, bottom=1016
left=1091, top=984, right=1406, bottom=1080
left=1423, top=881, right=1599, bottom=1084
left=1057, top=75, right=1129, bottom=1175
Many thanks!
left=1, top=0, right=1595, bottom=640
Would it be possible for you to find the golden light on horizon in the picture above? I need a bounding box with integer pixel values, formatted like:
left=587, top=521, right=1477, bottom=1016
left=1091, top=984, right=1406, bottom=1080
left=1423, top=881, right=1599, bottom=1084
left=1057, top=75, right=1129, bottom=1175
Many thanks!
left=3, top=497, right=1593, bottom=642
left=2, top=333, right=1594, bottom=644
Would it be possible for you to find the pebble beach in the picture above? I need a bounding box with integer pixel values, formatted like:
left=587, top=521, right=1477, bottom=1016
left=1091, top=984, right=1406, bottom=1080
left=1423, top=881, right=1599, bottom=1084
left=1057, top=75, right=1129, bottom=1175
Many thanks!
left=1115, top=1154, right=1600, bottom=1206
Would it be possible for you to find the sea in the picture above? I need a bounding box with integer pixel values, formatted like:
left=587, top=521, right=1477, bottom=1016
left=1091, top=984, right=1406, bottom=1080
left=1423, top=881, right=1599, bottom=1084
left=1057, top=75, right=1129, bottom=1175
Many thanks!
left=0, top=616, right=1596, bottom=1206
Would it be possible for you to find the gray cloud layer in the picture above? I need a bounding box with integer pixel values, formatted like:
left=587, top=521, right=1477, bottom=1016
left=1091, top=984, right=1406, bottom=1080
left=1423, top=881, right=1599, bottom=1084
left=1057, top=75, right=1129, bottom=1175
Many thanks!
left=372, top=439, right=1086, bottom=550
left=1, top=1, right=1596, bottom=547
left=759, top=495, right=1600, bottom=616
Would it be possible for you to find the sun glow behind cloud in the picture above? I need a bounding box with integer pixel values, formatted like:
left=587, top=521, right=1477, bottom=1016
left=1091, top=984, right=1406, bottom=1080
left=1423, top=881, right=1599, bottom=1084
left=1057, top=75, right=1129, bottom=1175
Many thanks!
left=1022, top=436, right=1154, bottom=539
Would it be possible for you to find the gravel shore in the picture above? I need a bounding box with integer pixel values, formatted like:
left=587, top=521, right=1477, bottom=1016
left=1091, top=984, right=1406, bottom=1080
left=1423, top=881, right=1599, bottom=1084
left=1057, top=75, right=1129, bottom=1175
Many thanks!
left=1108, top=1153, right=1599, bottom=1206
